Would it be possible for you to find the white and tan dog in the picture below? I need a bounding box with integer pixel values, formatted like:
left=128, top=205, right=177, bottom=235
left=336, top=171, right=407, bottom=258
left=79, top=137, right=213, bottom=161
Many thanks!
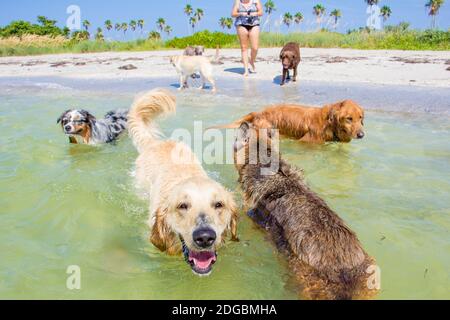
left=170, top=55, right=216, bottom=92
left=128, top=89, right=237, bottom=276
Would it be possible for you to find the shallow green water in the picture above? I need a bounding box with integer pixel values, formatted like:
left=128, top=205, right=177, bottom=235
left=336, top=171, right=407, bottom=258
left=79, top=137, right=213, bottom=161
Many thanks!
left=0, top=79, right=449, bottom=299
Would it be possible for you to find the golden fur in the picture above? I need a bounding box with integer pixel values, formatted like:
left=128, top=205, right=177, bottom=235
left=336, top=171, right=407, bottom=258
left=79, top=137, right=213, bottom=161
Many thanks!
left=128, top=89, right=238, bottom=271
left=214, top=100, right=365, bottom=143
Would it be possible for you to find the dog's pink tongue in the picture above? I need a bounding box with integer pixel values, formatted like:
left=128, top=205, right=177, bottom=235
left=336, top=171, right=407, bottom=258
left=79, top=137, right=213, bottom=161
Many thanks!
left=190, top=251, right=216, bottom=269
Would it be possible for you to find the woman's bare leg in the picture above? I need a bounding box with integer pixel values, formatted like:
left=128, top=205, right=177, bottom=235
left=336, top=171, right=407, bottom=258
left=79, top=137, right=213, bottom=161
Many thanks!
left=237, top=26, right=250, bottom=76
left=248, top=26, right=260, bottom=72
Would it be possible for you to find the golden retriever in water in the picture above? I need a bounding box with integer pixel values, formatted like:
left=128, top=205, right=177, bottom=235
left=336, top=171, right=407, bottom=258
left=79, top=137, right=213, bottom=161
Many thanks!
left=128, top=89, right=238, bottom=276
left=213, top=100, right=365, bottom=143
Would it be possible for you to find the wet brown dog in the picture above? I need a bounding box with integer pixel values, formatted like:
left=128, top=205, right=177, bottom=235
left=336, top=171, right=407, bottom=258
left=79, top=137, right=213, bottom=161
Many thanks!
left=233, top=122, right=379, bottom=299
left=280, top=42, right=301, bottom=86
left=213, top=100, right=365, bottom=143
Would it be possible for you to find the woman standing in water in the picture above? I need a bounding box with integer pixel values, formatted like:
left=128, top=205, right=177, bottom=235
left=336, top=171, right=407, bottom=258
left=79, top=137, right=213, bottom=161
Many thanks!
left=232, top=0, right=263, bottom=76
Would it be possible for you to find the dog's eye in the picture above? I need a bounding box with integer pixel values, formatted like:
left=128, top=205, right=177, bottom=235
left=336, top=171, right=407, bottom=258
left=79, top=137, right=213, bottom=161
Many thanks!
left=214, top=202, right=224, bottom=209
left=347, top=117, right=353, bottom=121
left=177, top=203, right=189, bottom=210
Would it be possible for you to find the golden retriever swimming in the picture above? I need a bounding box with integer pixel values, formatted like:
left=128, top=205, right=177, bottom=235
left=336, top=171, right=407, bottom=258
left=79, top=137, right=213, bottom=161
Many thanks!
left=128, top=89, right=238, bottom=276
left=213, top=100, right=365, bottom=143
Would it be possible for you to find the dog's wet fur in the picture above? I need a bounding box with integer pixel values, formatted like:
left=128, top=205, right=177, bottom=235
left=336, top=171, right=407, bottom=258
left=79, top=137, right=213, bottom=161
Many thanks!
left=233, top=122, right=378, bottom=299
left=57, top=109, right=127, bottom=144
left=128, top=89, right=237, bottom=276
left=213, top=100, right=365, bottom=143
left=280, top=42, right=301, bottom=86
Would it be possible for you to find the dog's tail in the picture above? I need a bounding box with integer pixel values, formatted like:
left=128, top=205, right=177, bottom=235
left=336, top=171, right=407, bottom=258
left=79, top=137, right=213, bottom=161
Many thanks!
left=208, top=112, right=255, bottom=130
left=128, top=89, right=176, bottom=152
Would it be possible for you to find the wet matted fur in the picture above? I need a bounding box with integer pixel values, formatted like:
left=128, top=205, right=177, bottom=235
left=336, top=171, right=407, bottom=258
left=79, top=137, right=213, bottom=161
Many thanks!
left=233, top=122, right=378, bottom=299
left=128, top=88, right=238, bottom=276
left=213, top=100, right=365, bottom=143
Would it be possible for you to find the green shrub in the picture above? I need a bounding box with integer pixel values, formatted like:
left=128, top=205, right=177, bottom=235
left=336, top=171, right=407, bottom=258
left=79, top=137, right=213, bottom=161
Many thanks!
left=0, top=17, right=69, bottom=38
left=165, top=30, right=237, bottom=48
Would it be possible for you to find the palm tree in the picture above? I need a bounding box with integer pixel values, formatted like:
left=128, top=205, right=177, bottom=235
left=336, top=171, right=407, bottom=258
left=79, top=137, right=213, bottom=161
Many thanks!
left=264, top=0, right=276, bottom=32
left=164, top=25, right=172, bottom=37
left=104, top=20, right=113, bottom=32
left=137, top=19, right=145, bottom=38
left=379, top=5, right=392, bottom=28
left=156, top=18, right=166, bottom=33
left=219, top=17, right=234, bottom=31
left=114, top=23, right=121, bottom=40
left=148, top=31, right=161, bottom=41
left=82, top=20, right=90, bottom=32
left=219, top=17, right=227, bottom=30
left=184, top=4, right=194, bottom=34
left=184, top=4, right=193, bottom=17
left=195, top=8, right=204, bottom=21
left=95, top=27, right=104, bottom=41
left=426, top=0, right=445, bottom=29
left=330, top=9, right=342, bottom=30
left=189, top=16, right=198, bottom=33
left=283, top=12, right=293, bottom=30
left=129, top=20, right=137, bottom=32
left=121, top=22, right=128, bottom=38
left=225, top=18, right=233, bottom=30
left=313, top=4, right=326, bottom=30
left=195, top=8, right=204, bottom=30
left=294, top=12, right=304, bottom=31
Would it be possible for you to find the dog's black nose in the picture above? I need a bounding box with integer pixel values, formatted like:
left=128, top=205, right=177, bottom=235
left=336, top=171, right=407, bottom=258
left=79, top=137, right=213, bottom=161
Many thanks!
left=357, top=131, right=365, bottom=139
left=193, top=228, right=216, bottom=248
left=64, top=125, right=71, bottom=132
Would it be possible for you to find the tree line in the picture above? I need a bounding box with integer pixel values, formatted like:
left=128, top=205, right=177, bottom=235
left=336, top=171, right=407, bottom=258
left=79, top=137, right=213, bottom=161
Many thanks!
left=0, top=1, right=446, bottom=40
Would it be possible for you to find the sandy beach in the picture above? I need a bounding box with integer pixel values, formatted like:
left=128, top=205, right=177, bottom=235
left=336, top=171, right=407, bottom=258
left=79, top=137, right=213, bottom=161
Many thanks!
left=0, top=48, right=449, bottom=87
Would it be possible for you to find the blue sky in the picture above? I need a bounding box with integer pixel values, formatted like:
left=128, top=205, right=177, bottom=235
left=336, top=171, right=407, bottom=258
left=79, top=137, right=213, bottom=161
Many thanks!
left=1, top=0, right=449, bottom=39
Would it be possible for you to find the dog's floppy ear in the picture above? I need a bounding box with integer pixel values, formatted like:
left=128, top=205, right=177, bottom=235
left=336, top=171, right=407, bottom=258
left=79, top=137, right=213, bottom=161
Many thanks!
left=229, top=206, right=239, bottom=241
left=238, top=121, right=251, bottom=139
left=80, top=110, right=96, bottom=124
left=327, top=102, right=344, bottom=123
left=150, top=208, right=179, bottom=255
left=57, top=110, right=70, bottom=124
left=224, top=194, right=239, bottom=242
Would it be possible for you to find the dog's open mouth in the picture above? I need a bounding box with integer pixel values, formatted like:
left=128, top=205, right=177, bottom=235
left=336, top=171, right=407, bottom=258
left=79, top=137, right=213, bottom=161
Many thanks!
left=187, top=250, right=217, bottom=275
left=181, top=237, right=217, bottom=275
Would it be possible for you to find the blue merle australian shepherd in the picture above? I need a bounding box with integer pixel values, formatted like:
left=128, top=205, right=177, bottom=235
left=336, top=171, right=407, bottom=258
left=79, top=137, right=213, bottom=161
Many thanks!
left=57, top=109, right=128, bottom=144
